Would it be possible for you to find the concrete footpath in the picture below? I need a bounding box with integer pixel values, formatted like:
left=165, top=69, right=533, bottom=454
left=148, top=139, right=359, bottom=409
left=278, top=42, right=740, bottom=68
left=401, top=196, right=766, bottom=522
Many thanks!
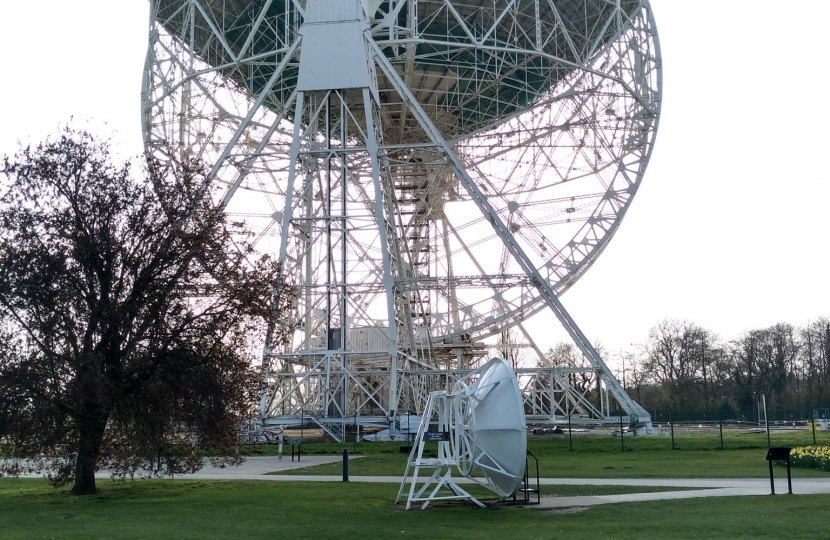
left=122, top=456, right=830, bottom=509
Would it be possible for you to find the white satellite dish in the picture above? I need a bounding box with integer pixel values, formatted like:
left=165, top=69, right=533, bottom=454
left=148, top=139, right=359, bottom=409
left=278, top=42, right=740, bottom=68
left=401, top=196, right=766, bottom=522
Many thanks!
left=396, top=358, right=527, bottom=509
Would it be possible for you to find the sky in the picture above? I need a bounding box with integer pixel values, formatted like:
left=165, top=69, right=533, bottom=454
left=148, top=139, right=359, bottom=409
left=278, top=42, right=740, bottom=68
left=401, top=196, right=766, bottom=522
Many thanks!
left=1, top=0, right=829, bottom=356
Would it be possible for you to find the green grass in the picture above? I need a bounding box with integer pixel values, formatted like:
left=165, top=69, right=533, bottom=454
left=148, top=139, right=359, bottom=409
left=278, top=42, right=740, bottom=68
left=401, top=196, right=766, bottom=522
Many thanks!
left=4, top=432, right=828, bottom=538
left=1, top=478, right=827, bottom=539
left=538, top=484, right=702, bottom=497
left=273, top=432, right=830, bottom=478
left=385, top=480, right=698, bottom=500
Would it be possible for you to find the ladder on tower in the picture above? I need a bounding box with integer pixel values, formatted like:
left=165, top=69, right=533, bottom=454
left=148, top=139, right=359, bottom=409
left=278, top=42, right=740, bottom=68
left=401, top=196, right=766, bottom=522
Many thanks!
left=312, top=410, right=345, bottom=442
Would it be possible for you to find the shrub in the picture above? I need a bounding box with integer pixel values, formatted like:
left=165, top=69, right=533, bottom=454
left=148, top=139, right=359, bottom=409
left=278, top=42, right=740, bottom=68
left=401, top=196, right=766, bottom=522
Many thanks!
left=790, top=446, right=830, bottom=472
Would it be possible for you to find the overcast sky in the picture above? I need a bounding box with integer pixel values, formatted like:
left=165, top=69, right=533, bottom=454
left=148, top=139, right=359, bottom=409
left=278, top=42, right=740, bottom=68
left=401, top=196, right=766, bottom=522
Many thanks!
left=1, top=1, right=828, bottom=356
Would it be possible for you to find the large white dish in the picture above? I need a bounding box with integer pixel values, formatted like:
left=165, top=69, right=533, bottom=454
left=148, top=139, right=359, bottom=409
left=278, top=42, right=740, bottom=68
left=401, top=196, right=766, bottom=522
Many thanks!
left=457, top=357, right=527, bottom=497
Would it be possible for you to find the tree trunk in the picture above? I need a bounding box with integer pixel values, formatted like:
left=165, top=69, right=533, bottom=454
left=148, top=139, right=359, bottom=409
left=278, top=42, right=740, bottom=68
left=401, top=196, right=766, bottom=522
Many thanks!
left=71, top=409, right=109, bottom=495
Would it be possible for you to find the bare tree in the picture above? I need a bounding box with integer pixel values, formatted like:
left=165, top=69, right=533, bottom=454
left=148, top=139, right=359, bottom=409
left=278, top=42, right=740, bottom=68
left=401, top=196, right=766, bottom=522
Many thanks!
left=495, top=328, right=526, bottom=370
left=643, top=319, right=727, bottom=409
left=801, top=318, right=830, bottom=407
left=731, top=323, right=800, bottom=411
left=543, top=342, right=599, bottom=398
left=628, top=352, right=655, bottom=406
left=613, top=349, right=652, bottom=405
left=643, top=319, right=696, bottom=409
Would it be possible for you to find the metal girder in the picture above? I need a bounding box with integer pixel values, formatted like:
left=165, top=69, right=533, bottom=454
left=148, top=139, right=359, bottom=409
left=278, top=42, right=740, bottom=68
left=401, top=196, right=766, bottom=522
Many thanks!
left=143, top=0, right=663, bottom=440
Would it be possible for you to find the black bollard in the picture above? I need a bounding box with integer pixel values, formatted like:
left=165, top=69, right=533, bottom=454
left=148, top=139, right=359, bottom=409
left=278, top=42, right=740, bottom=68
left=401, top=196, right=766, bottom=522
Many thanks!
left=342, top=448, right=349, bottom=482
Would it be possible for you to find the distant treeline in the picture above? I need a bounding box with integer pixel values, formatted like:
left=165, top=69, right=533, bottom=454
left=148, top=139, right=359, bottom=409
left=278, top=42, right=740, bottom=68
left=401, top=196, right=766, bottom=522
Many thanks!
left=540, top=318, right=830, bottom=418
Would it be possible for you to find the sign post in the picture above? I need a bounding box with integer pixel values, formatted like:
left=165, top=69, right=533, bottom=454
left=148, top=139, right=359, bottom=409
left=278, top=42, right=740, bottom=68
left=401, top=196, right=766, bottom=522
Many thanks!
left=291, top=438, right=303, bottom=462
left=765, top=447, right=793, bottom=495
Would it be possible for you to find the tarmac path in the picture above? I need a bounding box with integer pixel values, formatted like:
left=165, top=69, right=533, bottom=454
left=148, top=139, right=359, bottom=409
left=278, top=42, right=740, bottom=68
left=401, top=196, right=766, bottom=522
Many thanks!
left=114, top=456, right=830, bottom=508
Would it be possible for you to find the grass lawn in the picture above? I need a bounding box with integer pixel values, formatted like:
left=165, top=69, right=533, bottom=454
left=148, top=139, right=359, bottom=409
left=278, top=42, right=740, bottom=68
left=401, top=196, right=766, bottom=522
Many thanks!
left=1, top=478, right=828, bottom=539
left=272, top=432, right=830, bottom=478
left=540, top=484, right=701, bottom=496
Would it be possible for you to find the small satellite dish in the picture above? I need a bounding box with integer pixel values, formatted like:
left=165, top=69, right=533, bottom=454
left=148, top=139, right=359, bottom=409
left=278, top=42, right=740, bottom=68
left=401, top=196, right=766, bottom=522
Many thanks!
left=396, top=358, right=527, bottom=509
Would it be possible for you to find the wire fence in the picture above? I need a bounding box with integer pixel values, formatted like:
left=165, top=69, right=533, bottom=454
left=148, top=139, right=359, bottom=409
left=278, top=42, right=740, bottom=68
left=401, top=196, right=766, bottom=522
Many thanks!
left=644, top=406, right=830, bottom=449
left=649, top=406, right=830, bottom=426
left=529, top=406, right=830, bottom=452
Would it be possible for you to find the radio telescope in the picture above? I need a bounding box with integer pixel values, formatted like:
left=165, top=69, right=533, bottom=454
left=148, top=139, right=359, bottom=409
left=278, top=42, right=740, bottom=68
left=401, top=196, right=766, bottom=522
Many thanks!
left=398, top=357, right=526, bottom=509
left=142, top=0, right=662, bottom=438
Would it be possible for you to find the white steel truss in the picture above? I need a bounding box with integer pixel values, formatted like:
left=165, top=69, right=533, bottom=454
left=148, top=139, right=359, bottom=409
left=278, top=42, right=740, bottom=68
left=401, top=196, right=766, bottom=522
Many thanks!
left=142, top=0, right=663, bottom=439
left=396, top=391, right=485, bottom=509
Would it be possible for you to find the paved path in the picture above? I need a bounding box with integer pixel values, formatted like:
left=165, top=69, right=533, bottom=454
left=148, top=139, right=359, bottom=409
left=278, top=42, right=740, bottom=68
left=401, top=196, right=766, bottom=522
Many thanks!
left=148, top=457, right=830, bottom=508
left=533, top=477, right=830, bottom=508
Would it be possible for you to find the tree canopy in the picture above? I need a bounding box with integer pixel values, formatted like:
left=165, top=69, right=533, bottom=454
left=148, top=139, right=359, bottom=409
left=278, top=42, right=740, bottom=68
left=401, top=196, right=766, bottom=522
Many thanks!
left=0, top=129, right=283, bottom=494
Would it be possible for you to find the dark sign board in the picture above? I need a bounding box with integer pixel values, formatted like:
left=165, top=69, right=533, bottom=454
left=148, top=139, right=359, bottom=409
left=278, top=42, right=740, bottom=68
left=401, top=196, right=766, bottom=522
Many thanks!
left=765, top=447, right=793, bottom=495
left=765, top=447, right=791, bottom=461
left=424, top=431, right=450, bottom=442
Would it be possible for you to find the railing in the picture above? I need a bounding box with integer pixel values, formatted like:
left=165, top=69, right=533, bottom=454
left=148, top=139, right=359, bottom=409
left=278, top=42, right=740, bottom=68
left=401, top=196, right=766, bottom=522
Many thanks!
left=503, top=449, right=540, bottom=506
left=312, top=409, right=345, bottom=442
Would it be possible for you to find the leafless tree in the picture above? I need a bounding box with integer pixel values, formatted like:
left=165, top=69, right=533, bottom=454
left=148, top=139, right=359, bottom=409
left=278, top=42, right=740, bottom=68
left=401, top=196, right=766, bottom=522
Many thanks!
left=495, top=328, right=526, bottom=370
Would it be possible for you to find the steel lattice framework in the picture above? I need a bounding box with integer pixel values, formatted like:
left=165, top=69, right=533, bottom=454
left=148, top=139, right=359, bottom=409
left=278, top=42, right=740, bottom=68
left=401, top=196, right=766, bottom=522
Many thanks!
left=143, top=0, right=662, bottom=439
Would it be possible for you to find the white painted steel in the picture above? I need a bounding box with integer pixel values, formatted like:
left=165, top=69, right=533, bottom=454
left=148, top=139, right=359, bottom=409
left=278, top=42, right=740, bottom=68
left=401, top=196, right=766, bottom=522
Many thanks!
left=455, top=357, right=527, bottom=497
left=305, top=0, right=362, bottom=23
left=297, top=12, right=374, bottom=91
left=142, top=0, right=663, bottom=437
left=397, top=357, right=526, bottom=508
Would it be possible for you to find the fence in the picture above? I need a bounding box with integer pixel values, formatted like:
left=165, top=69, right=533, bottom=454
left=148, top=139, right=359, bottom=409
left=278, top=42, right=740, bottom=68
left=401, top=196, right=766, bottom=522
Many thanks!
left=528, top=406, right=830, bottom=452
left=649, top=406, right=830, bottom=426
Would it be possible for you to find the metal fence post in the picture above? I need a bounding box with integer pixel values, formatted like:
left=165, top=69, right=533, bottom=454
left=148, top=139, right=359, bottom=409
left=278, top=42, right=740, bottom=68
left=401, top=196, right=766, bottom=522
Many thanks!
left=619, top=410, right=624, bottom=452
left=786, top=455, right=793, bottom=495
left=718, top=405, right=724, bottom=450
left=568, top=405, right=573, bottom=452
left=810, top=405, right=817, bottom=446
left=670, top=408, right=675, bottom=450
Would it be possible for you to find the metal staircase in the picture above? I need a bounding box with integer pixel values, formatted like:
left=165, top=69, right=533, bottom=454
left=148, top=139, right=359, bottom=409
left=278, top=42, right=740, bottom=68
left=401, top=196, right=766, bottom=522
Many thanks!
left=312, top=410, right=346, bottom=442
